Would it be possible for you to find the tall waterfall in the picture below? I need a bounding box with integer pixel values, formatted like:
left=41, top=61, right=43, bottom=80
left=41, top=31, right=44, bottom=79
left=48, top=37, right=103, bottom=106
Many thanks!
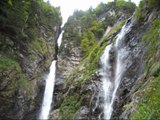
left=39, top=61, right=57, bottom=119
left=101, top=44, right=113, bottom=119
left=101, top=19, right=133, bottom=119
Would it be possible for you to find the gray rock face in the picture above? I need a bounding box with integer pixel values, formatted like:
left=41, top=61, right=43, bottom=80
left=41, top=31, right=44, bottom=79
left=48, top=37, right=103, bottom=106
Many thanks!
left=0, top=25, right=61, bottom=120
left=111, top=10, right=158, bottom=119
left=51, top=3, right=160, bottom=120
left=73, top=72, right=104, bottom=120
left=74, top=106, right=90, bottom=120
left=75, top=13, right=152, bottom=120
left=53, top=70, right=64, bottom=110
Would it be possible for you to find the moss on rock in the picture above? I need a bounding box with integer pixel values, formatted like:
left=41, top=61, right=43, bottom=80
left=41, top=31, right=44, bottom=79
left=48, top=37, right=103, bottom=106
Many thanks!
left=130, top=16, right=160, bottom=120
left=59, top=94, right=82, bottom=119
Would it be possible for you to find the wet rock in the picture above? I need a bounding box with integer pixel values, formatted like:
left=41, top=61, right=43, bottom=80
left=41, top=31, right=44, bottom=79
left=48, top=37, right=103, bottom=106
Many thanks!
left=50, top=109, right=62, bottom=120
left=111, top=12, right=153, bottom=119
left=74, top=106, right=90, bottom=120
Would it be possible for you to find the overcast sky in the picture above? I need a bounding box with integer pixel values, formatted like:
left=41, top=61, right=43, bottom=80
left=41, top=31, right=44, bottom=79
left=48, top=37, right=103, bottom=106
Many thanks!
left=44, top=0, right=141, bottom=25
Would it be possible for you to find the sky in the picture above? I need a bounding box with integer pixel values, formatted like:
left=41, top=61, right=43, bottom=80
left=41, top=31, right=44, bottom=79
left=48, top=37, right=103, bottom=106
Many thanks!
left=44, top=0, right=141, bottom=25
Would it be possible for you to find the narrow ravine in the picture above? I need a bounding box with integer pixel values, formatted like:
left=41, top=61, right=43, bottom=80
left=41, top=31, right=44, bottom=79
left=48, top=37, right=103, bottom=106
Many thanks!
left=101, top=18, right=133, bottom=119
left=39, top=30, right=64, bottom=119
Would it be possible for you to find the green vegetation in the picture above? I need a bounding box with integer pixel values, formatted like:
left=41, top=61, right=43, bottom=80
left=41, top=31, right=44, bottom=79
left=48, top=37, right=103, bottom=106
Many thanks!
left=0, top=0, right=62, bottom=71
left=77, top=20, right=125, bottom=82
left=135, top=7, right=145, bottom=21
left=148, top=0, right=160, bottom=8
left=0, top=0, right=61, bottom=47
left=131, top=75, right=160, bottom=120
left=107, top=20, right=125, bottom=36
left=61, top=1, right=135, bottom=58
left=143, top=20, right=160, bottom=70
left=60, top=1, right=160, bottom=119
left=60, top=94, right=82, bottom=119
left=0, top=0, right=62, bottom=107
left=0, top=0, right=30, bottom=36
left=103, top=15, right=116, bottom=27
left=131, top=20, right=160, bottom=120
left=115, top=0, right=136, bottom=14
left=0, top=56, right=21, bottom=72
left=59, top=19, right=126, bottom=120
left=59, top=2, right=129, bottom=117
left=29, top=38, right=48, bottom=57
left=0, top=56, right=31, bottom=95
left=151, top=62, right=160, bottom=77
left=65, top=20, right=125, bottom=88
left=135, top=0, right=160, bottom=21
left=135, top=0, right=147, bottom=21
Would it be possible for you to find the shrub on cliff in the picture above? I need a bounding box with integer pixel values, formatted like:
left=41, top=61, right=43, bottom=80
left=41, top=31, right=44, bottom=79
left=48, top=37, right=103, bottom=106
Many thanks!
left=148, top=0, right=160, bottom=8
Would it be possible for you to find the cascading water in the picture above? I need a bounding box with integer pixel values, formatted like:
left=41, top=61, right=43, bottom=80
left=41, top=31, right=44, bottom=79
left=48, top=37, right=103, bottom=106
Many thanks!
left=39, top=25, right=64, bottom=119
left=39, top=61, right=56, bottom=119
left=101, top=44, right=113, bottom=119
left=57, top=31, right=64, bottom=47
left=101, top=19, right=133, bottom=119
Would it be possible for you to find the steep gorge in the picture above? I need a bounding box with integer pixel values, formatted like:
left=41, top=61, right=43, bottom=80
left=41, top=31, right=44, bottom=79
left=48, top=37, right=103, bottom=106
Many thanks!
left=0, top=0, right=160, bottom=120
left=0, top=0, right=61, bottom=119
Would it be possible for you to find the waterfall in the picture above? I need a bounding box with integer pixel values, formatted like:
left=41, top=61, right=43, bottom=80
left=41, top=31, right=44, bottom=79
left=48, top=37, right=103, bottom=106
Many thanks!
left=101, top=19, right=133, bottom=119
left=39, top=61, right=57, bottom=119
left=39, top=25, right=64, bottom=119
left=57, top=31, right=64, bottom=47
left=101, top=44, right=113, bottom=119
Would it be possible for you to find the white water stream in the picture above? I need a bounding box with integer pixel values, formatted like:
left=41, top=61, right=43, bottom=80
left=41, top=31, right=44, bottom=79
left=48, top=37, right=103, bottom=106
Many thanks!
left=101, top=44, right=113, bottom=119
left=39, top=61, right=56, bottom=119
left=101, top=20, right=133, bottom=119
left=39, top=24, right=65, bottom=119
left=57, top=31, right=64, bottom=47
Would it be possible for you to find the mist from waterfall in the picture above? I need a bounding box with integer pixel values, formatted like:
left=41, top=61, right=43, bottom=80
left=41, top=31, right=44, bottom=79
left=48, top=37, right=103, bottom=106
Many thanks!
left=39, top=61, right=56, bottom=119
left=101, top=19, right=133, bottom=119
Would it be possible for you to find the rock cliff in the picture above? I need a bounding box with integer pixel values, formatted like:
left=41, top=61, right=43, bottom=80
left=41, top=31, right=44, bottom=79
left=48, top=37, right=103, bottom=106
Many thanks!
left=0, top=0, right=61, bottom=119
left=52, top=1, right=137, bottom=119
left=52, top=0, right=160, bottom=119
left=1, top=0, right=160, bottom=119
